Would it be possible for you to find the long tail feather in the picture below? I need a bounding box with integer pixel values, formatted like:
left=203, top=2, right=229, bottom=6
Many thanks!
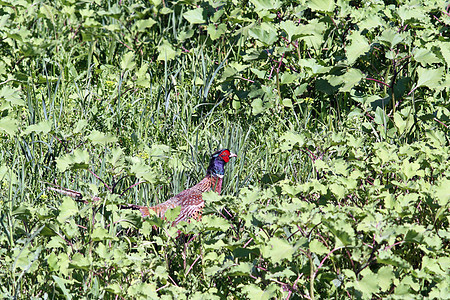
left=44, top=182, right=85, bottom=202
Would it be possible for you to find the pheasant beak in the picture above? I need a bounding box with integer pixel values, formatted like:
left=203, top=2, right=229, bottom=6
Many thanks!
left=229, top=152, right=237, bottom=158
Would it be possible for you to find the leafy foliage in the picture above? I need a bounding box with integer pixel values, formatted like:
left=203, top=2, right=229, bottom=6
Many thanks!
left=0, top=0, right=449, bottom=298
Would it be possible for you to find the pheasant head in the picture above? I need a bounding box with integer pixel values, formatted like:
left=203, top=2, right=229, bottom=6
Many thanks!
left=206, top=149, right=237, bottom=178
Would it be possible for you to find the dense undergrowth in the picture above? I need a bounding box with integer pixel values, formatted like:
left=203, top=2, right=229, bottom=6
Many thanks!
left=0, top=0, right=449, bottom=298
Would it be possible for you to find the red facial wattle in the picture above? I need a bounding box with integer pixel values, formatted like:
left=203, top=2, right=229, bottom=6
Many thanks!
left=220, top=150, right=231, bottom=162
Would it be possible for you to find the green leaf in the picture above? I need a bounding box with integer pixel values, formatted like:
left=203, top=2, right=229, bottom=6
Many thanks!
left=393, top=112, right=413, bottom=135
left=251, top=97, right=272, bottom=115
left=250, top=0, right=281, bottom=11
left=241, top=283, right=277, bottom=300
left=47, top=252, right=58, bottom=271
left=52, top=275, right=73, bottom=300
left=282, top=98, right=293, bottom=107
left=250, top=68, right=266, bottom=79
left=377, top=266, right=394, bottom=292
left=378, top=29, right=405, bottom=47
left=57, top=197, right=79, bottom=223
left=415, top=67, right=444, bottom=89
left=401, top=160, right=423, bottom=180
left=165, top=206, right=181, bottom=222
left=374, top=107, right=386, bottom=125
left=22, top=120, right=51, bottom=135
left=0, top=117, right=18, bottom=136
left=87, top=130, right=118, bottom=145
left=299, top=58, right=331, bottom=75
left=339, top=68, right=364, bottom=92
left=346, top=33, right=370, bottom=65
left=280, top=20, right=303, bottom=41
left=397, top=6, right=426, bottom=22
left=70, top=252, right=90, bottom=270
left=227, top=262, right=252, bottom=276
left=413, top=48, right=440, bottom=66
left=157, top=40, right=178, bottom=61
left=0, top=86, right=25, bottom=106
left=324, top=218, right=354, bottom=247
left=249, top=25, right=278, bottom=46
left=207, top=23, right=227, bottom=40
left=437, top=42, right=450, bottom=66
left=309, top=239, right=328, bottom=255
left=148, top=144, right=170, bottom=158
left=134, top=18, right=156, bottom=32
left=56, top=149, right=90, bottom=172
left=297, top=19, right=326, bottom=49
left=129, top=160, right=159, bottom=183
left=307, top=0, right=335, bottom=12
left=330, top=183, right=346, bottom=199
left=280, top=72, right=298, bottom=84
left=279, top=131, right=305, bottom=151
left=357, top=269, right=379, bottom=297
left=91, top=227, right=112, bottom=241
left=359, top=14, right=385, bottom=30
left=127, top=282, right=158, bottom=298
left=262, top=237, right=295, bottom=264
left=203, top=215, right=230, bottom=231
left=435, top=179, right=450, bottom=205
left=74, top=119, right=88, bottom=134
left=120, top=51, right=135, bottom=70
left=183, top=8, right=205, bottom=24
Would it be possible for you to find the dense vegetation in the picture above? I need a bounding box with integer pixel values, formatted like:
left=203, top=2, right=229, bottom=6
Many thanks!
left=0, top=0, right=449, bottom=298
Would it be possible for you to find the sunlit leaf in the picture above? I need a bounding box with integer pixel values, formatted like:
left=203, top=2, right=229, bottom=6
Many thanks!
left=378, top=266, right=395, bottom=292
left=378, top=29, right=405, bottom=47
left=207, top=23, right=227, bottom=40
left=203, top=215, right=230, bottom=231
left=69, top=252, right=90, bottom=270
left=262, top=237, right=295, bottom=263
left=57, top=197, right=79, bottom=222
left=413, top=48, right=441, bottom=66
left=120, top=51, right=135, bottom=70
left=52, top=276, right=73, bottom=300
left=280, top=20, right=305, bottom=41
left=356, top=269, right=379, bottom=297
left=164, top=206, right=181, bottom=222
left=134, top=18, right=156, bottom=32
left=250, top=0, right=281, bottom=11
left=183, top=7, right=205, bottom=24
left=22, top=120, right=51, bottom=135
left=129, top=160, right=159, bottom=183
left=0, top=117, right=18, bottom=136
left=91, top=227, right=112, bottom=241
left=307, top=0, right=335, bottom=12
left=249, top=26, right=278, bottom=46
left=157, top=39, right=178, bottom=61
left=309, top=239, right=328, bottom=255
left=415, top=67, right=444, bottom=89
left=435, top=179, right=450, bottom=205
left=87, top=130, right=118, bottom=145
left=56, top=149, right=90, bottom=172
left=346, top=32, right=370, bottom=65
left=0, top=86, right=25, bottom=106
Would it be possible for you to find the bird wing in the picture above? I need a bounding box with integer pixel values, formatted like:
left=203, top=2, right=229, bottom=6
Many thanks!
left=172, top=194, right=204, bottom=225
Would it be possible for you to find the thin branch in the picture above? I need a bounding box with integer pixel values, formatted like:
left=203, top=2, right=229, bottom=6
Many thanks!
left=312, top=246, right=346, bottom=280
left=185, top=255, right=201, bottom=276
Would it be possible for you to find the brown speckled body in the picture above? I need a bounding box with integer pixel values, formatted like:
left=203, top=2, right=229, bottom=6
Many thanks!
left=137, top=175, right=223, bottom=225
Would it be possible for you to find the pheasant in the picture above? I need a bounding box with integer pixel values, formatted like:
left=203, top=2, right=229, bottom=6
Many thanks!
left=127, top=149, right=237, bottom=225
left=47, top=149, right=237, bottom=226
